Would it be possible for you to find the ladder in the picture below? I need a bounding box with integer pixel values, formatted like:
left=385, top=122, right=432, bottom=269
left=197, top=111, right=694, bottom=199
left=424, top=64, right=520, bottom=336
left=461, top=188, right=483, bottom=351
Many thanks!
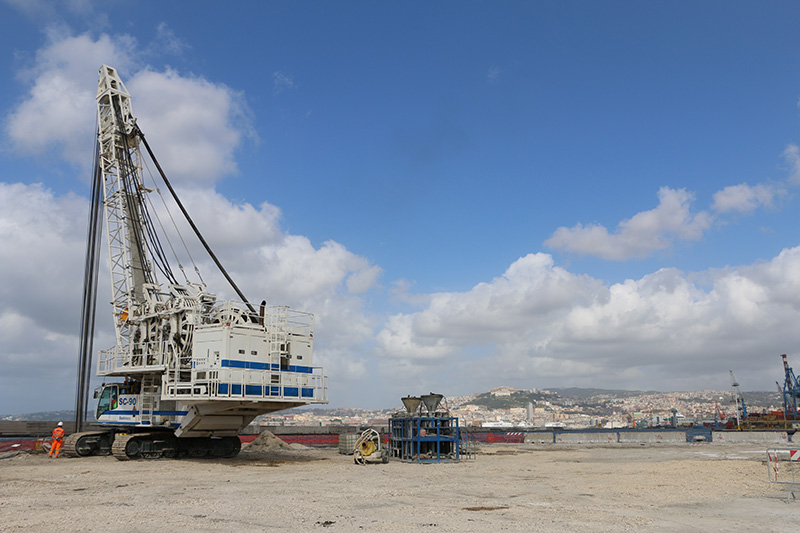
left=269, top=306, right=289, bottom=365
left=139, top=375, right=158, bottom=426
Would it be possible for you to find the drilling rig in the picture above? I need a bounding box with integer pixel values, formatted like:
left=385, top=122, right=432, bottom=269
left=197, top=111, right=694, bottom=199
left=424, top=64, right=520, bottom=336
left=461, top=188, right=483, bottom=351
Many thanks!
left=65, top=65, right=327, bottom=459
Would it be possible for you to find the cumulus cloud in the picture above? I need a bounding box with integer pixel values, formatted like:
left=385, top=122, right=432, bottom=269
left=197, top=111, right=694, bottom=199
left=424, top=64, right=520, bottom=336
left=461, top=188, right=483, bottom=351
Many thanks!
left=0, top=182, right=88, bottom=326
left=545, top=187, right=713, bottom=260
left=712, top=183, right=778, bottom=214
left=375, top=249, right=800, bottom=394
left=5, top=31, right=251, bottom=186
left=376, top=253, right=602, bottom=361
left=5, top=31, right=136, bottom=165
left=0, top=182, right=91, bottom=412
left=129, top=69, right=253, bottom=186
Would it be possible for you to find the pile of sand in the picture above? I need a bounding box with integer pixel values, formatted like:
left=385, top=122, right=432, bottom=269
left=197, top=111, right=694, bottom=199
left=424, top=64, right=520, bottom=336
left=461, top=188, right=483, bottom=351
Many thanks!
left=242, top=430, right=291, bottom=452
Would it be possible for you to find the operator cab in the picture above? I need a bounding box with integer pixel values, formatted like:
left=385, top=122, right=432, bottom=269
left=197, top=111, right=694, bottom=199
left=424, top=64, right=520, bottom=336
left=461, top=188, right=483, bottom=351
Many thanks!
left=94, top=379, right=141, bottom=418
left=94, top=384, right=118, bottom=419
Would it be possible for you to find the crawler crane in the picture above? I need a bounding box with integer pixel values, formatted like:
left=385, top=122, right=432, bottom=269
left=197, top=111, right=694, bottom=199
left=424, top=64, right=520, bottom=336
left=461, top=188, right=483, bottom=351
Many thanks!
left=65, top=65, right=327, bottom=459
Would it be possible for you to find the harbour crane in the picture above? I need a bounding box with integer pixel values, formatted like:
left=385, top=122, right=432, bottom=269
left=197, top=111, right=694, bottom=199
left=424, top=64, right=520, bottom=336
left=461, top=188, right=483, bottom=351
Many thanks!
left=66, top=65, right=327, bottom=459
left=779, top=354, right=800, bottom=420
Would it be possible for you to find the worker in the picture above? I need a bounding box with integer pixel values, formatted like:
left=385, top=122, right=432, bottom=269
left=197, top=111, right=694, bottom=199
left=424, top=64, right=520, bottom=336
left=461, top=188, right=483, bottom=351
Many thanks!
left=49, top=422, right=65, bottom=458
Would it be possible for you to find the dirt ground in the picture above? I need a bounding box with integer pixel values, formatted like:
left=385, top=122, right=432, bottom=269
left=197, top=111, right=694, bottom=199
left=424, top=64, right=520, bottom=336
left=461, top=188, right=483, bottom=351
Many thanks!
left=1, top=441, right=799, bottom=532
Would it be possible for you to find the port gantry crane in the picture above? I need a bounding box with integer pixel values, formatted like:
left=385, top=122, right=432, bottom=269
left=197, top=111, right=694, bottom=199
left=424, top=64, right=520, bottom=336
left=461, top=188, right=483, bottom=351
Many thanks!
left=66, top=65, right=328, bottom=459
left=780, top=354, right=800, bottom=421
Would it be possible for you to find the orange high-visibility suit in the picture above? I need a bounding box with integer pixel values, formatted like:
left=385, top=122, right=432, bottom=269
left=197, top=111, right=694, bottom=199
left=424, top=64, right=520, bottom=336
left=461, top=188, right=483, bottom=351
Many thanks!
left=49, top=426, right=65, bottom=458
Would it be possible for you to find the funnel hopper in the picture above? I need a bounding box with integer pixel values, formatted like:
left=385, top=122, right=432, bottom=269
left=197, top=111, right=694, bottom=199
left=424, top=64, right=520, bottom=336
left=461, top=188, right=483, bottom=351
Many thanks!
left=421, top=393, right=444, bottom=414
left=401, top=396, right=422, bottom=415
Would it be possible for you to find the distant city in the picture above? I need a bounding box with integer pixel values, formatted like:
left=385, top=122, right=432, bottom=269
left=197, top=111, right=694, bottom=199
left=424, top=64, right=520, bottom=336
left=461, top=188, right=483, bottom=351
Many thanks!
left=263, top=386, right=783, bottom=430
left=2, top=386, right=784, bottom=430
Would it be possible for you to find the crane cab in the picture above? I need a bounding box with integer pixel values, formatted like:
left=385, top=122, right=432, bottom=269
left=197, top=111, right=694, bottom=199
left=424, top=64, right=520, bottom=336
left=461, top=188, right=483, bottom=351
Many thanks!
left=94, top=381, right=144, bottom=424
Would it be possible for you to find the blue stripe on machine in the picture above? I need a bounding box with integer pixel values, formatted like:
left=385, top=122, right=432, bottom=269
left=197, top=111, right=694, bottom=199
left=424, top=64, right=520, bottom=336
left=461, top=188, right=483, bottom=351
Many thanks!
left=96, top=421, right=149, bottom=426
left=220, top=359, right=313, bottom=373
left=219, top=382, right=311, bottom=397
left=104, top=410, right=188, bottom=416
left=218, top=383, right=242, bottom=394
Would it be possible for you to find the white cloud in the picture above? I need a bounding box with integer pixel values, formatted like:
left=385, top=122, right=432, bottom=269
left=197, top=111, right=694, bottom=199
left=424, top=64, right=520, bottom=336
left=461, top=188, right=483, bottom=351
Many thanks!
left=5, top=31, right=251, bottom=186
left=0, top=182, right=90, bottom=412
left=128, top=68, right=253, bottom=186
left=0, top=182, right=87, bottom=327
left=545, top=187, right=713, bottom=260
left=6, top=31, right=136, bottom=166
left=374, top=249, right=800, bottom=394
left=784, top=144, right=800, bottom=184
left=376, top=253, right=602, bottom=361
left=346, top=265, right=383, bottom=294
left=712, top=183, right=778, bottom=213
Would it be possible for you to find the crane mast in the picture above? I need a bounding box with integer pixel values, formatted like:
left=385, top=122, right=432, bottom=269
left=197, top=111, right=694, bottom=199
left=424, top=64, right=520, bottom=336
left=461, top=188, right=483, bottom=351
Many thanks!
left=729, top=370, right=747, bottom=430
left=97, top=65, right=153, bottom=347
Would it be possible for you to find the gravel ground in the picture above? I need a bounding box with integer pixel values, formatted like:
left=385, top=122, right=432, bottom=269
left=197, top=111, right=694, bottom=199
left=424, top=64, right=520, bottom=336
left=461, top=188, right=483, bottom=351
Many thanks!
left=1, top=443, right=799, bottom=532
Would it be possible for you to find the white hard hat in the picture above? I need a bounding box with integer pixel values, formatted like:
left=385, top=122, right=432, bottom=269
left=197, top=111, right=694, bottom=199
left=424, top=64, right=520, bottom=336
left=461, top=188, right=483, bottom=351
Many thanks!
left=57, top=421, right=63, bottom=426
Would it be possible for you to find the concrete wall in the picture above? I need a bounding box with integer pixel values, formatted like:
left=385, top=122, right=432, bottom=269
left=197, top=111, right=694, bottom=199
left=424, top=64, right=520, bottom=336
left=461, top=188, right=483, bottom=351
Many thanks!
left=619, top=431, right=686, bottom=444
left=246, top=425, right=362, bottom=435
left=711, top=431, right=791, bottom=444
left=0, top=421, right=76, bottom=436
left=554, top=432, right=619, bottom=444
left=524, top=433, right=554, bottom=444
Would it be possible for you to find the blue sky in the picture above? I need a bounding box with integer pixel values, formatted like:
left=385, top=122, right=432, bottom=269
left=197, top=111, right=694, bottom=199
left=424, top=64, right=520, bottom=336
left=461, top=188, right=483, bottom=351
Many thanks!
left=3, top=1, right=800, bottom=414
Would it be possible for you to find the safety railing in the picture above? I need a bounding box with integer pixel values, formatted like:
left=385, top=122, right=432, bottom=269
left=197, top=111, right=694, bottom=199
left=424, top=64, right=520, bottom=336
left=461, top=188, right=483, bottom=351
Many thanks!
left=163, top=367, right=327, bottom=404
left=98, top=343, right=168, bottom=375
left=766, top=448, right=800, bottom=502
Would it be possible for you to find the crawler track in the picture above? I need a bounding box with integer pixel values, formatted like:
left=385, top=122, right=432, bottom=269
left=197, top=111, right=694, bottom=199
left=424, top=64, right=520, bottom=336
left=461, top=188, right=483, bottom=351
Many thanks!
left=62, top=431, right=113, bottom=457
left=111, top=432, right=241, bottom=460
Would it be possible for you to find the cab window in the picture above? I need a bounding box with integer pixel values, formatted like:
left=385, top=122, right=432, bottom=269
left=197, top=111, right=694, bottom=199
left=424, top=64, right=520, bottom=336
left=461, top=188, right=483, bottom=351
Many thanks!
left=95, top=385, right=118, bottom=418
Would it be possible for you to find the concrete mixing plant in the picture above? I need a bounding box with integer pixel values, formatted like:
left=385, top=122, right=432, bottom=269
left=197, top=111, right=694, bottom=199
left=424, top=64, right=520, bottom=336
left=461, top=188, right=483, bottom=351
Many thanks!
left=67, top=65, right=327, bottom=460
left=389, top=393, right=462, bottom=462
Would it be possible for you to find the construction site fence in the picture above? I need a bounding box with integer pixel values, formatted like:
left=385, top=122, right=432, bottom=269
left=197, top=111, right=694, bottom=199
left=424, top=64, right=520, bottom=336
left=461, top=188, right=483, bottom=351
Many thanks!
left=766, top=448, right=799, bottom=501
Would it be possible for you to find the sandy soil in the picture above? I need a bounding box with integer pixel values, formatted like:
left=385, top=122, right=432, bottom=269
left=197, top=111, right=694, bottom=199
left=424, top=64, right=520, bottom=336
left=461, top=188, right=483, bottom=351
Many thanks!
left=1, top=440, right=799, bottom=532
